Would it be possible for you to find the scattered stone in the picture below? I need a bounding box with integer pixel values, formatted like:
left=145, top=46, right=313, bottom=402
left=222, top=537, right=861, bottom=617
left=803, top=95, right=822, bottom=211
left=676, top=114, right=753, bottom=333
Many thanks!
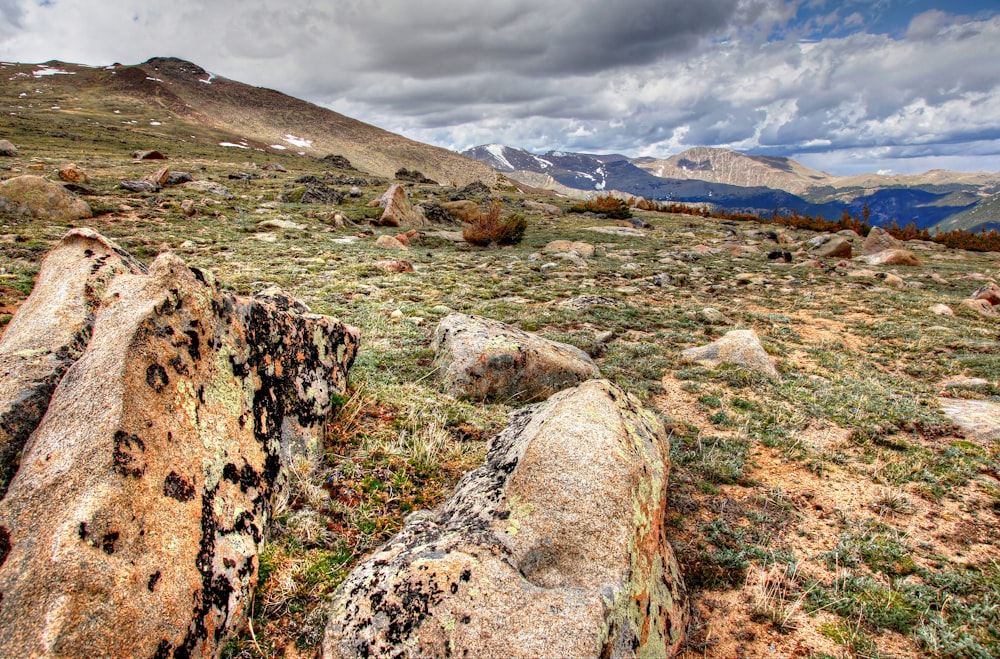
left=180, top=199, right=197, bottom=216
left=375, top=234, right=408, bottom=250
left=120, top=179, right=161, bottom=193
left=57, top=163, right=89, bottom=185
left=390, top=309, right=405, bottom=321
left=959, top=298, right=997, bottom=317
left=182, top=180, right=233, bottom=199
left=584, top=226, right=644, bottom=237
left=940, top=376, right=991, bottom=391
left=972, top=282, right=1000, bottom=306
left=262, top=163, right=287, bottom=172
left=847, top=269, right=877, bottom=279
left=837, top=229, right=861, bottom=240
left=459, top=180, right=491, bottom=197
left=321, top=154, right=354, bottom=170
left=375, top=184, right=426, bottom=227
left=228, top=171, right=261, bottom=181
left=560, top=295, right=619, bottom=310
left=861, top=226, right=902, bottom=255
left=806, top=234, right=852, bottom=258
left=323, top=212, right=354, bottom=228
left=929, top=304, right=954, bottom=316
left=322, top=379, right=688, bottom=659
left=697, top=307, right=732, bottom=324
left=255, top=232, right=278, bottom=243
left=374, top=260, right=414, bottom=273
left=0, top=239, right=359, bottom=658
left=258, top=219, right=305, bottom=231
left=416, top=202, right=454, bottom=224
left=0, top=229, right=144, bottom=497
left=524, top=200, right=563, bottom=216
left=876, top=272, right=906, bottom=289
left=134, top=149, right=166, bottom=160
left=281, top=182, right=344, bottom=205
left=858, top=249, right=923, bottom=267
left=347, top=186, right=362, bottom=198
left=681, top=329, right=780, bottom=380
left=543, top=240, right=595, bottom=258
left=0, top=175, right=92, bottom=221
left=930, top=273, right=951, bottom=286
left=440, top=199, right=481, bottom=222
left=394, top=167, right=437, bottom=184
left=0, top=139, right=18, bottom=157
left=164, top=171, right=193, bottom=185
left=432, top=313, right=600, bottom=402
left=425, top=230, right=465, bottom=243
left=768, top=250, right=793, bottom=263
left=939, top=398, right=1000, bottom=441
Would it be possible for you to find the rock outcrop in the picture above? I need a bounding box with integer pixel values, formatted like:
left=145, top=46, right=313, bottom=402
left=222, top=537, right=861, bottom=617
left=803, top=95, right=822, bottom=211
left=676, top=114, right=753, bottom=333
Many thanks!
left=681, top=329, right=780, bottom=380
left=0, top=229, right=144, bottom=498
left=323, top=379, right=688, bottom=659
left=0, top=234, right=360, bottom=658
left=0, top=175, right=92, bottom=221
left=432, top=313, right=600, bottom=402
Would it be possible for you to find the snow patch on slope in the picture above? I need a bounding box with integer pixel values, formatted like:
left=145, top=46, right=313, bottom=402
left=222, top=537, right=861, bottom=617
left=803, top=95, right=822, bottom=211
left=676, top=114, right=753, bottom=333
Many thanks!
left=484, top=144, right=514, bottom=171
left=284, top=134, right=312, bottom=148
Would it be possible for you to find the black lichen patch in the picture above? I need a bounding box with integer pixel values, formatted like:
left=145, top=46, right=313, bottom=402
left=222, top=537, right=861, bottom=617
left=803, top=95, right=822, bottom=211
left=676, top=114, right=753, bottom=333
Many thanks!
left=0, top=525, right=10, bottom=570
left=164, top=471, right=196, bottom=502
left=148, top=570, right=162, bottom=592
left=101, top=531, right=120, bottom=555
left=152, top=639, right=172, bottom=659
left=113, top=430, right=146, bottom=478
left=146, top=363, right=169, bottom=392
left=78, top=521, right=88, bottom=541
left=221, top=461, right=261, bottom=492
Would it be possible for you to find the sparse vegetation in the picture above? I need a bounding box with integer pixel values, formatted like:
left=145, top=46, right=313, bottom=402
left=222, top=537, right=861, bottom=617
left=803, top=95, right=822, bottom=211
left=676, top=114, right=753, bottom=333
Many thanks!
left=569, top=193, right=633, bottom=219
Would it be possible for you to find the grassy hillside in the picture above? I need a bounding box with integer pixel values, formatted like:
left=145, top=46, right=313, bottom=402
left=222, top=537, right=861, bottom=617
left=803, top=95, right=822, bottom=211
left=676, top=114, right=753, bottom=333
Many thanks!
left=2, top=68, right=1000, bottom=659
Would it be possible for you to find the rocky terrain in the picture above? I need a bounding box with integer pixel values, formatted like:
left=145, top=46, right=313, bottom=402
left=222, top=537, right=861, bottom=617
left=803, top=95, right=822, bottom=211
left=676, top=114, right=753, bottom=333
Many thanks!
left=1, top=60, right=999, bottom=659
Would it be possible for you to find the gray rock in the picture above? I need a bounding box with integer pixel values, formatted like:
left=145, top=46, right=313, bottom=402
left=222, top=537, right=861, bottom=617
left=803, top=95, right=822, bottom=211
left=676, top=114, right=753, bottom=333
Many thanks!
left=182, top=180, right=233, bottom=199
left=806, top=234, right=853, bottom=258
left=939, top=398, right=1000, bottom=441
left=861, top=226, right=903, bottom=256
left=323, top=379, right=688, bottom=659
left=119, top=179, right=161, bottom=193
left=0, top=139, right=18, bottom=157
left=432, top=313, right=600, bottom=402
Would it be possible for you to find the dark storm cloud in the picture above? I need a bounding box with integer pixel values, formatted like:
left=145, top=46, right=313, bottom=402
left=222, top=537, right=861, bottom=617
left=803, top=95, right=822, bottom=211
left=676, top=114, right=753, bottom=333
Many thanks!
left=1, top=0, right=998, bottom=173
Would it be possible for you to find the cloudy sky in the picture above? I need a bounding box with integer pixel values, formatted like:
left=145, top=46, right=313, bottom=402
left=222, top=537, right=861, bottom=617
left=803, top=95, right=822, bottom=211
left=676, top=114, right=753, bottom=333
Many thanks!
left=2, top=0, right=999, bottom=175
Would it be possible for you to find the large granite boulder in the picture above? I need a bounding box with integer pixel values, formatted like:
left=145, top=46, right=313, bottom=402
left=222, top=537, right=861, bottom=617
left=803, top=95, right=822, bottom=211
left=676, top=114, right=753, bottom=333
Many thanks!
left=0, top=228, right=144, bottom=498
left=323, top=379, right=688, bottom=659
left=0, top=237, right=359, bottom=658
left=857, top=249, right=923, bottom=267
left=0, top=175, right=92, bottom=221
left=432, top=313, right=600, bottom=403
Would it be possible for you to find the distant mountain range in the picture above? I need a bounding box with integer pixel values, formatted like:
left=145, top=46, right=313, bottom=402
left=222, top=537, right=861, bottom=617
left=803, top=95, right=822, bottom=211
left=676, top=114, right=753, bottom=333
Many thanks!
left=463, top=144, right=1000, bottom=232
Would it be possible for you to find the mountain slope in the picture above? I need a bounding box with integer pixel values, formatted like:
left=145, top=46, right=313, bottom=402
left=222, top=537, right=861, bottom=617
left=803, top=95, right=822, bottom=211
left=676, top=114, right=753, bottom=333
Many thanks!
left=932, top=192, right=1000, bottom=233
left=0, top=58, right=496, bottom=186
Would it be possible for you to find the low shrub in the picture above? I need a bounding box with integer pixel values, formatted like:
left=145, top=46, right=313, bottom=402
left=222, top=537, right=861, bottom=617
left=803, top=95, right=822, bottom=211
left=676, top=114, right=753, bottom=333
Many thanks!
left=462, top=201, right=527, bottom=246
left=568, top=194, right=633, bottom=219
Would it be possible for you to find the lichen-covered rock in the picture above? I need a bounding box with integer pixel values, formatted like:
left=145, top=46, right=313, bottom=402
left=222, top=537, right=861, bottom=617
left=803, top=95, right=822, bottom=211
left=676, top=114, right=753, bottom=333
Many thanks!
left=57, top=163, right=90, bottom=185
left=0, top=175, right=92, bottom=221
left=376, top=184, right=427, bottom=227
left=432, top=313, right=600, bottom=403
left=972, top=282, right=1000, bottom=306
left=440, top=199, right=481, bottom=222
left=681, top=329, right=780, bottom=380
left=0, top=229, right=143, bottom=498
left=960, top=298, right=997, bottom=317
left=0, top=244, right=359, bottom=658
left=323, top=379, right=688, bottom=659
left=543, top=240, right=596, bottom=258
left=861, top=226, right=903, bottom=255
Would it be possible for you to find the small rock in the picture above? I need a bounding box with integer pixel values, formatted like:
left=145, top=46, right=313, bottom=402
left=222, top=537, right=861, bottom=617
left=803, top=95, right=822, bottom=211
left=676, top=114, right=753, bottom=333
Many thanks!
left=524, top=200, right=563, bottom=216
left=133, top=149, right=166, bottom=160
left=876, top=272, right=906, bottom=288
left=390, top=309, right=405, bottom=321
left=376, top=184, right=426, bottom=227
left=440, top=200, right=481, bottom=222
left=182, top=180, right=233, bottom=199
left=806, top=234, right=852, bottom=258
left=583, top=226, right=644, bottom=237
left=119, top=179, right=161, bottom=193
left=375, top=235, right=408, bottom=250
left=858, top=249, right=923, bottom=267
left=862, top=226, right=902, bottom=255
left=543, top=240, right=596, bottom=258
left=180, top=199, right=197, bottom=216
left=255, top=232, right=278, bottom=243
left=560, top=295, right=618, bottom=310
left=374, top=260, right=414, bottom=273
left=681, top=329, right=779, bottom=381
left=698, top=307, right=732, bottom=324
left=929, top=304, right=954, bottom=316
left=0, top=139, right=18, bottom=157
left=258, top=219, right=305, bottom=231
left=57, top=163, right=89, bottom=185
